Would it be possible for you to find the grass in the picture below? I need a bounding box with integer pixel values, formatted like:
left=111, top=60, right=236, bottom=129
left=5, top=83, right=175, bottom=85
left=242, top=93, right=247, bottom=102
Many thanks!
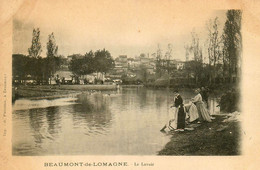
left=13, top=84, right=117, bottom=99
left=158, top=115, right=241, bottom=155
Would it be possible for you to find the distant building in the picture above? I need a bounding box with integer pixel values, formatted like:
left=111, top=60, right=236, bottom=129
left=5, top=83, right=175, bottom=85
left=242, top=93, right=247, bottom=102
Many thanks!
left=133, top=57, right=141, bottom=68
left=118, top=55, right=127, bottom=62
left=146, top=65, right=155, bottom=74
left=127, top=58, right=135, bottom=68
left=109, top=54, right=157, bottom=81
left=177, top=61, right=185, bottom=70
left=140, top=57, right=150, bottom=65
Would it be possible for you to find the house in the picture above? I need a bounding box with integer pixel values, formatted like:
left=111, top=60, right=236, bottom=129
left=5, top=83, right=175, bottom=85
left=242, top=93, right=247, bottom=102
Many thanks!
left=127, top=58, right=135, bottom=68
left=177, top=61, right=185, bottom=70
left=53, top=70, right=73, bottom=84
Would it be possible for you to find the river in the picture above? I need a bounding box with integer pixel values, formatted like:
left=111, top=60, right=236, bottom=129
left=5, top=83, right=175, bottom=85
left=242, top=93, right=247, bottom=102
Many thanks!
left=12, top=87, right=219, bottom=155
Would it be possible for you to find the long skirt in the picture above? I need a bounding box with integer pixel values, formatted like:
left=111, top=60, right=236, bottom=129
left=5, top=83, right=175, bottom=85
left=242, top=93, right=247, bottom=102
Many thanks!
left=164, top=107, right=178, bottom=130
left=196, top=102, right=212, bottom=122
left=177, top=106, right=186, bottom=129
left=185, top=102, right=199, bottom=122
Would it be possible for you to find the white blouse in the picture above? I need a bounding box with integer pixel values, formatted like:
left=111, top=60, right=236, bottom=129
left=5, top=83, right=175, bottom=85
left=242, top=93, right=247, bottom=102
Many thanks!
left=192, top=93, right=202, bottom=103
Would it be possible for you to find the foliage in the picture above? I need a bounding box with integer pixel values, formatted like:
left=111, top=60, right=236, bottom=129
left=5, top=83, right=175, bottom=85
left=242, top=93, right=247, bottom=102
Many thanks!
left=13, top=29, right=62, bottom=85
left=222, top=10, right=242, bottom=83
left=12, top=54, right=30, bottom=81
left=206, top=17, right=222, bottom=84
left=68, top=54, right=86, bottom=76
left=188, top=32, right=203, bottom=84
left=68, top=49, right=114, bottom=79
left=46, top=32, right=58, bottom=58
left=139, top=63, right=148, bottom=82
left=12, top=54, right=63, bottom=84
left=219, top=89, right=240, bottom=112
left=46, top=33, right=62, bottom=80
left=28, top=28, right=42, bottom=58
left=94, top=49, right=114, bottom=73
left=155, top=44, right=163, bottom=77
left=182, top=10, right=242, bottom=87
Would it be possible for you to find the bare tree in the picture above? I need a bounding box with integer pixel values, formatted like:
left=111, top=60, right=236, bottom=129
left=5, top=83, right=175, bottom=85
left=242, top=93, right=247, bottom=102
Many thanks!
left=156, top=44, right=163, bottom=77
left=164, top=43, right=173, bottom=73
left=206, top=17, right=222, bottom=84
left=165, top=43, right=173, bottom=87
left=190, top=31, right=203, bottom=85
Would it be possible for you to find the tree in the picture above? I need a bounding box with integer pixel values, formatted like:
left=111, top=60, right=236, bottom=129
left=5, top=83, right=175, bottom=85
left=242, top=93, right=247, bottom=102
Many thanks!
left=28, top=28, right=42, bottom=58
left=94, top=49, right=114, bottom=80
left=206, top=17, right=222, bottom=84
left=189, top=31, right=203, bottom=85
left=27, top=28, right=44, bottom=84
left=68, top=51, right=100, bottom=79
left=155, top=44, right=163, bottom=77
left=83, top=51, right=95, bottom=75
left=46, top=33, right=61, bottom=83
left=139, top=63, right=148, bottom=83
left=165, top=44, right=173, bottom=60
left=68, top=50, right=114, bottom=83
left=164, top=44, right=173, bottom=87
left=46, top=33, right=58, bottom=58
left=68, top=54, right=85, bottom=77
left=12, top=54, right=28, bottom=84
left=222, top=10, right=242, bottom=83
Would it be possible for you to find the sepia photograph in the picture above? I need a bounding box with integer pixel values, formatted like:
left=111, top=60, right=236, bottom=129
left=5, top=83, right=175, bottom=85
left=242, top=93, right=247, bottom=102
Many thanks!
left=11, top=1, right=242, bottom=156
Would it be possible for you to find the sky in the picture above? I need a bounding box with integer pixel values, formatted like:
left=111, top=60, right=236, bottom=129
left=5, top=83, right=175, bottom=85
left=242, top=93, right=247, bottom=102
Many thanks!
left=13, top=0, right=227, bottom=60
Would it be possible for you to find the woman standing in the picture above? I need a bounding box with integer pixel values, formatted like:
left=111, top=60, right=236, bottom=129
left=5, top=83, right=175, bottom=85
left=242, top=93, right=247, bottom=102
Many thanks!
left=191, top=89, right=212, bottom=123
left=173, top=90, right=186, bottom=131
left=160, top=90, right=182, bottom=132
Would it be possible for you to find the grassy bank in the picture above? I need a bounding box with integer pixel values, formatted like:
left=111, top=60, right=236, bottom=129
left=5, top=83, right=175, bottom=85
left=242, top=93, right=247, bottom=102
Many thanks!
left=158, top=114, right=241, bottom=155
left=57, top=84, right=117, bottom=90
left=13, top=84, right=117, bottom=99
left=121, top=85, right=144, bottom=88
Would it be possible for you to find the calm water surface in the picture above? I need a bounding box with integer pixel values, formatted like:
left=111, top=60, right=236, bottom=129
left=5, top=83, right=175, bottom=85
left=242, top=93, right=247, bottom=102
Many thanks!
left=12, top=87, right=219, bottom=155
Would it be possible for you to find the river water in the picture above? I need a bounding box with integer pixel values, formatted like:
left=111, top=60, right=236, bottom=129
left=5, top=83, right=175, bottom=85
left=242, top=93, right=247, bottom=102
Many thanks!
left=12, top=87, right=219, bottom=155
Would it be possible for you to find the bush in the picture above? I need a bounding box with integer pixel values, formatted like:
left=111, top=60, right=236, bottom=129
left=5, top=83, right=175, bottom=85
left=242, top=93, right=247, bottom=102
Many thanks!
left=219, top=89, right=240, bottom=113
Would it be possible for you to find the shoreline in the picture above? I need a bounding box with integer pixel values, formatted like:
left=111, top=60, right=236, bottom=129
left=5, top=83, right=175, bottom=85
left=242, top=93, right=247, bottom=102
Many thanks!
left=13, top=84, right=227, bottom=100
left=158, top=114, right=241, bottom=155
left=13, top=84, right=118, bottom=100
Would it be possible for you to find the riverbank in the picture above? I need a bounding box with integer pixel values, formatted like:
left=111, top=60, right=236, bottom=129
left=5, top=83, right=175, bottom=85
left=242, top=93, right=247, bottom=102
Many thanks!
left=13, top=84, right=117, bottom=100
left=158, top=113, right=241, bottom=155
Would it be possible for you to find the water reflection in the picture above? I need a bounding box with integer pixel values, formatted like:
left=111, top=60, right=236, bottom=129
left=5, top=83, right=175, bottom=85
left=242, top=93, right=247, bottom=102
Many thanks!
left=71, top=93, right=112, bottom=133
left=46, top=107, right=62, bottom=136
left=29, top=109, right=45, bottom=145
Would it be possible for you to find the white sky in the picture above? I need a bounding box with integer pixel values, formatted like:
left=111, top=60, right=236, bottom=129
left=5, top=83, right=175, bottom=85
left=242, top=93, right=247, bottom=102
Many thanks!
left=13, top=0, right=227, bottom=60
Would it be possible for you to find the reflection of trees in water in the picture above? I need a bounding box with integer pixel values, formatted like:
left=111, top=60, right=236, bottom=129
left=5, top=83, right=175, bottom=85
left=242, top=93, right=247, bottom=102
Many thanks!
left=208, top=97, right=220, bottom=115
left=155, top=90, right=167, bottom=109
left=28, top=107, right=62, bottom=147
left=72, top=93, right=112, bottom=129
left=28, top=109, right=45, bottom=145
left=120, top=88, right=169, bottom=112
left=121, top=88, right=151, bottom=109
left=120, top=88, right=138, bottom=108
left=137, top=88, right=148, bottom=109
left=45, top=107, right=62, bottom=136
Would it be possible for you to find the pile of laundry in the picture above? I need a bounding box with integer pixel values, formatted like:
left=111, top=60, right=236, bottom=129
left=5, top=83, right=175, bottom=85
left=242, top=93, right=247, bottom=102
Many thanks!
left=222, top=111, right=241, bottom=122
